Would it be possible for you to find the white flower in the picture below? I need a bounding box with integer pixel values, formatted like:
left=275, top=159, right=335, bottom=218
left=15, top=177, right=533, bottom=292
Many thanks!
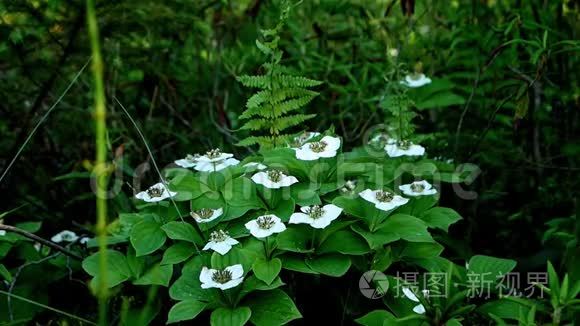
left=340, top=179, right=358, bottom=195
left=384, top=140, right=425, bottom=157
left=389, top=48, right=399, bottom=57
left=399, top=180, right=437, bottom=197
left=402, top=287, right=426, bottom=314
left=295, top=136, right=341, bottom=161
left=0, top=230, right=5, bottom=236
left=202, top=230, right=239, bottom=255
left=243, top=162, right=267, bottom=170
left=200, top=264, right=244, bottom=290
left=290, top=131, right=321, bottom=148
left=359, top=189, right=409, bottom=211
left=245, top=214, right=286, bottom=238
left=175, top=154, right=200, bottom=168
left=194, top=149, right=239, bottom=172
left=289, top=204, right=343, bottom=229
left=191, top=208, right=223, bottom=224
left=79, top=237, right=91, bottom=245
left=51, top=230, right=79, bottom=243
left=251, top=170, right=298, bottom=189
left=135, top=182, right=177, bottom=202
left=400, top=73, right=432, bottom=88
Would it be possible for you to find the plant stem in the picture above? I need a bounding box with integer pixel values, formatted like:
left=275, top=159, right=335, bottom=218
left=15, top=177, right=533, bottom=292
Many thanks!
left=0, top=224, right=83, bottom=260
left=86, top=0, right=108, bottom=325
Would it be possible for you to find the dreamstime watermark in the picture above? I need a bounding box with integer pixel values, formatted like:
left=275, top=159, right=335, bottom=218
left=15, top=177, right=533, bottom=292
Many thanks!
left=88, top=124, right=483, bottom=201
left=359, top=270, right=389, bottom=299
left=358, top=270, right=550, bottom=300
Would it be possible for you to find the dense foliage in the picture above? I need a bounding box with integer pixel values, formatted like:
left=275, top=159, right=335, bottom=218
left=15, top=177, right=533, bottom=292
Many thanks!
left=0, top=0, right=579, bottom=325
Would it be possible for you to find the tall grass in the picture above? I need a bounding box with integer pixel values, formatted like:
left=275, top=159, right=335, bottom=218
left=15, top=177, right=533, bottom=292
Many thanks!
left=86, top=0, right=109, bottom=324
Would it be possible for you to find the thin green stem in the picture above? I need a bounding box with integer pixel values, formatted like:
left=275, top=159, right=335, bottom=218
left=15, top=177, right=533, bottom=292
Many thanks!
left=86, top=0, right=108, bottom=325
left=0, top=290, right=97, bottom=325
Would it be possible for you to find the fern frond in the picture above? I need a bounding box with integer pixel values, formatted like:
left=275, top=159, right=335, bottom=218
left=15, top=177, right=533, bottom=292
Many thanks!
left=236, top=75, right=270, bottom=89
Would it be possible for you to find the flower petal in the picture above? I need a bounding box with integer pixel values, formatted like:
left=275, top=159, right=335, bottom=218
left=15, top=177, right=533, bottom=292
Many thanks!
left=359, top=189, right=380, bottom=206
left=295, top=147, right=320, bottom=161
left=402, top=287, right=419, bottom=302
left=199, top=267, right=214, bottom=284
left=320, top=136, right=341, bottom=151
left=289, top=212, right=311, bottom=225
left=413, top=304, right=426, bottom=314
left=227, top=264, right=244, bottom=279
left=219, top=277, right=244, bottom=290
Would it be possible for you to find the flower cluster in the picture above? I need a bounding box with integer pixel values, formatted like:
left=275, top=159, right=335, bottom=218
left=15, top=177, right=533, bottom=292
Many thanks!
left=175, top=149, right=240, bottom=172
left=359, top=180, right=437, bottom=212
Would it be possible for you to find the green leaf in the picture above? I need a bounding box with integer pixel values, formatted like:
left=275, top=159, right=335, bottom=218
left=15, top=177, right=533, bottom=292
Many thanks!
left=211, top=307, right=251, bottom=326
left=161, top=242, right=196, bottom=265
left=133, top=263, right=173, bottom=287
left=0, top=263, right=12, bottom=282
left=318, top=230, right=369, bottom=255
left=306, top=254, right=351, bottom=277
left=419, top=207, right=462, bottom=232
left=355, top=310, right=397, bottom=326
left=130, top=220, right=166, bottom=256
left=276, top=226, right=313, bottom=253
left=477, top=298, right=532, bottom=321
left=167, top=300, right=207, bottom=324
left=82, top=250, right=131, bottom=288
left=468, top=255, right=517, bottom=280
left=280, top=254, right=317, bottom=274
left=245, top=289, right=302, bottom=326
left=252, top=258, right=282, bottom=285
left=161, top=221, right=202, bottom=244
left=353, top=214, right=433, bottom=249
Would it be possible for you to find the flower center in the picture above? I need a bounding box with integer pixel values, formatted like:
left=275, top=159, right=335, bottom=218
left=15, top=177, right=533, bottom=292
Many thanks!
left=306, top=205, right=325, bottom=219
left=205, top=148, right=222, bottom=159
left=309, top=141, right=327, bottom=153
left=375, top=191, right=394, bottom=202
left=61, top=233, right=75, bottom=241
left=411, top=182, right=425, bottom=193
left=256, top=216, right=275, bottom=229
left=210, top=230, right=229, bottom=242
left=211, top=269, right=233, bottom=284
left=146, top=186, right=164, bottom=198
left=267, top=170, right=283, bottom=183
left=195, top=208, right=214, bottom=219
left=397, top=140, right=412, bottom=150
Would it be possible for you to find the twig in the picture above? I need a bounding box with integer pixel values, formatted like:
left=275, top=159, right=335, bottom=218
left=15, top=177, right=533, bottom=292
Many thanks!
left=0, top=225, right=82, bottom=260
left=454, top=67, right=481, bottom=160
left=466, top=94, right=515, bottom=161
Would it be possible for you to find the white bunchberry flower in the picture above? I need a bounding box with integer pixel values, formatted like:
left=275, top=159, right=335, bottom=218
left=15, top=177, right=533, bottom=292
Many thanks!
left=402, top=287, right=426, bottom=314
left=135, top=182, right=177, bottom=202
left=340, top=179, right=358, bottom=195
left=359, top=189, right=409, bottom=211
left=194, top=149, right=240, bottom=172
left=384, top=140, right=425, bottom=157
left=399, top=180, right=437, bottom=197
left=200, top=264, right=244, bottom=290
left=400, top=73, right=432, bottom=88
left=243, top=162, right=267, bottom=170
left=290, top=131, right=321, bottom=148
left=202, top=230, right=239, bottom=255
left=0, top=230, right=5, bottom=236
left=190, top=208, right=223, bottom=224
left=289, top=204, right=343, bottom=229
left=251, top=170, right=298, bottom=189
left=245, top=214, right=286, bottom=238
left=51, top=230, right=79, bottom=243
left=175, top=153, right=200, bottom=168
left=295, top=136, right=341, bottom=161
left=79, top=237, right=91, bottom=245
